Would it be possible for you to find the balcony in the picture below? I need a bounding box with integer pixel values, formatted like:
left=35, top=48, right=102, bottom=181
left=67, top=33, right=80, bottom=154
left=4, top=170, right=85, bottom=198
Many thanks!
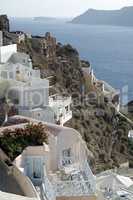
left=49, top=95, right=72, bottom=107
left=60, top=111, right=72, bottom=125
left=49, top=95, right=72, bottom=125
left=48, top=168, right=95, bottom=197
left=47, top=158, right=96, bottom=197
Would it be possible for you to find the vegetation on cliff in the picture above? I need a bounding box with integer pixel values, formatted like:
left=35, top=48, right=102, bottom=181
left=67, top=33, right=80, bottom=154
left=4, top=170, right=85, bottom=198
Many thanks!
left=7, top=34, right=132, bottom=172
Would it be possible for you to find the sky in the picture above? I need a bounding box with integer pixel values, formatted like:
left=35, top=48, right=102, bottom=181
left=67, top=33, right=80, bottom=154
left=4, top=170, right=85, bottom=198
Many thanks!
left=0, top=0, right=133, bottom=18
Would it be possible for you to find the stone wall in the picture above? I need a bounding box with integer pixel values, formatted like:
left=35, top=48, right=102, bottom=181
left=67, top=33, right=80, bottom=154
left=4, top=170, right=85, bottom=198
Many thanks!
left=57, top=196, right=97, bottom=200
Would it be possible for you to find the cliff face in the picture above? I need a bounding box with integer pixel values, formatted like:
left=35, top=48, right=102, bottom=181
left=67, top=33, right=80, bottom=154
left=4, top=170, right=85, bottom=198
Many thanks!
left=17, top=37, right=132, bottom=173
left=0, top=15, right=10, bottom=32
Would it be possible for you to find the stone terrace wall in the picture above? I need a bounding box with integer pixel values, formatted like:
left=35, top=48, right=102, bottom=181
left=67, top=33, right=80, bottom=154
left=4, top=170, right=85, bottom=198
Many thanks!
left=57, top=196, right=97, bottom=200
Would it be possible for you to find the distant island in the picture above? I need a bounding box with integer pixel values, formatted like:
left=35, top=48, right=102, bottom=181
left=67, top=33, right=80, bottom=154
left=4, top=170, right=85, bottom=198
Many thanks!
left=71, top=6, right=133, bottom=26
left=34, top=17, right=57, bottom=22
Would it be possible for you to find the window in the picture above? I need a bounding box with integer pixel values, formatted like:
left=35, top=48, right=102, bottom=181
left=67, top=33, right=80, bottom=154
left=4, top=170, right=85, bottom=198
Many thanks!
left=65, top=106, right=69, bottom=112
left=37, top=113, right=41, bottom=117
left=9, top=72, right=13, bottom=79
left=62, top=148, right=72, bottom=166
left=63, top=148, right=71, bottom=157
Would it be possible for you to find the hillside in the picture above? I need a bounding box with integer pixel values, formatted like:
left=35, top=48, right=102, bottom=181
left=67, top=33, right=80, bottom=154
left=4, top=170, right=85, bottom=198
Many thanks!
left=1, top=13, right=132, bottom=172
left=17, top=37, right=133, bottom=173
left=71, top=6, right=133, bottom=26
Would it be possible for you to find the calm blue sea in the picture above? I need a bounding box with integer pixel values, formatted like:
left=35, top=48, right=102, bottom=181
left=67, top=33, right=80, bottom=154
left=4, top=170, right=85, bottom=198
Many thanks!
left=10, top=18, right=133, bottom=102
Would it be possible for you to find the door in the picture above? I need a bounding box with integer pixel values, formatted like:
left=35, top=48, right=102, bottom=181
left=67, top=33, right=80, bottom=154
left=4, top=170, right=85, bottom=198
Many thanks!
left=33, top=157, right=42, bottom=179
left=26, top=157, right=43, bottom=180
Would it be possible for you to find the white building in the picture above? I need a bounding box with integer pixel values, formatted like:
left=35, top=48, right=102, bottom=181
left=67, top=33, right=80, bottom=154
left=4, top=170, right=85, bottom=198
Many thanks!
left=0, top=31, right=3, bottom=46
left=0, top=42, right=72, bottom=125
left=82, top=66, right=120, bottom=112
left=5, top=31, right=26, bottom=44
left=0, top=44, right=17, bottom=63
left=49, top=94, right=72, bottom=125
left=97, top=172, right=133, bottom=200
left=10, top=116, right=96, bottom=200
left=128, top=130, right=133, bottom=139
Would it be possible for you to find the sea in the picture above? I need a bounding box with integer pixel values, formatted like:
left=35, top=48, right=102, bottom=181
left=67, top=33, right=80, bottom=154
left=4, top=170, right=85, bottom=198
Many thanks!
left=10, top=18, right=133, bottom=103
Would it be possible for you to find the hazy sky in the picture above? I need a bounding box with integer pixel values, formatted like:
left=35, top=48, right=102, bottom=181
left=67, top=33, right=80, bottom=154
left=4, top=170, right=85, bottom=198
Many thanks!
left=0, top=0, right=133, bottom=18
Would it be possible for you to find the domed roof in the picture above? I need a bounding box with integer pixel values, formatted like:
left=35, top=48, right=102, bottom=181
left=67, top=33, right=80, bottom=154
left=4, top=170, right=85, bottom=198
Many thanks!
left=8, top=52, right=32, bottom=68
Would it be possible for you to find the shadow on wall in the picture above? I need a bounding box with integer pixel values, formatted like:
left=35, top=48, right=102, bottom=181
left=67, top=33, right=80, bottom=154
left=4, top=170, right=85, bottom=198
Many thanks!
left=0, top=148, right=39, bottom=198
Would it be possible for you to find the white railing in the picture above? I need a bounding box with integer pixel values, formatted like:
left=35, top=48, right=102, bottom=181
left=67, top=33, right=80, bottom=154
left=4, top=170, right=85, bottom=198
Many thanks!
left=62, top=111, right=72, bottom=123
left=49, top=163, right=95, bottom=197
left=51, top=180, right=94, bottom=197
left=82, top=160, right=96, bottom=193
left=41, top=177, right=56, bottom=200
left=49, top=95, right=72, bottom=107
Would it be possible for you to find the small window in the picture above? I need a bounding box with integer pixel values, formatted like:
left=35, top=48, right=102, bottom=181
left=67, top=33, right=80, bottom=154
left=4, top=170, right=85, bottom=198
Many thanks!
left=63, top=148, right=71, bottom=157
left=62, top=148, right=72, bottom=166
left=65, top=106, right=69, bottom=112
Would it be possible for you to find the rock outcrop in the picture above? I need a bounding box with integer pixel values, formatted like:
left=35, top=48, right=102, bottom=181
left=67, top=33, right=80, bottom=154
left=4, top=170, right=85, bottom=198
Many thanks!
left=17, top=37, right=132, bottom=172
left=0, top=15, right=9, bottom=32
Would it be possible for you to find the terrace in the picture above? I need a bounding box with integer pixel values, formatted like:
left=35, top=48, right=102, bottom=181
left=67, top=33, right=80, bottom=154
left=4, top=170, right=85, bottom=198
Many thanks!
left=49, top=94, right=72, bottom=125
left=48, top=159, right=96, bottom=197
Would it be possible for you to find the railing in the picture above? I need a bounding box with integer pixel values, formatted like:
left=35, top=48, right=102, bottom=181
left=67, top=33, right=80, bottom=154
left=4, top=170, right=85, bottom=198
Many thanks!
left=41, top=177, right=56, bottom=200
left=81, top=159, right=96, bottom=193
left=49, top=95, right=72, bottom=107
left=51, top=180, right=94, bottom=197
left=49, top=162, right=95, bottom=197
left=63, top=111, right=72, bottom=122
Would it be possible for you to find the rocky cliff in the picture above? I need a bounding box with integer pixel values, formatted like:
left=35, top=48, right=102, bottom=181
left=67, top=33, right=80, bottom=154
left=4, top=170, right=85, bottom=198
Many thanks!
left=0, top=15, right=9, bottom=32
left=16, top=36, right=133, bottom=173
left=1, top=13, right=132, bottom=172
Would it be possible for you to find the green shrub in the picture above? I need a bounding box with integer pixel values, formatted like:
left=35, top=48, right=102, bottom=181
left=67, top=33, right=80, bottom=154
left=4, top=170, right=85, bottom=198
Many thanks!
left=0, top=123, right=48, bottom=160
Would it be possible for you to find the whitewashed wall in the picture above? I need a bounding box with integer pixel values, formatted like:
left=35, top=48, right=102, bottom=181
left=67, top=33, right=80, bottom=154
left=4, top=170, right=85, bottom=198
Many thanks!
left=0, top=31, right=3, bottom=47
left=0, top=44, right=17, bottom=63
